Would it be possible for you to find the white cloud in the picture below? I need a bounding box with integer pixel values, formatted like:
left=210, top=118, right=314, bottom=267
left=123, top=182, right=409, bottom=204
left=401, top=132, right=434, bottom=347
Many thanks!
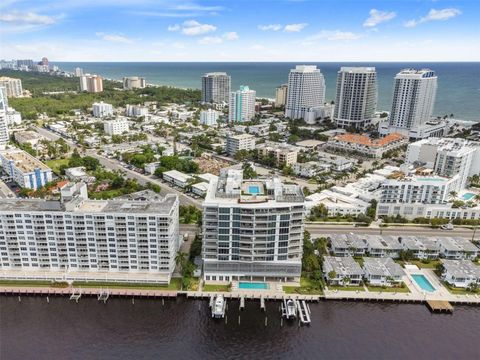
left=223, top=31, right=238, bottom=41
left=250, top=44, right=265, bottom=51
left=0, top=10, right=63, bottom=32
left=0, top=11, right=60, bottom=25
left=172, top=41, right=186, bottom=49
left=95, top=32, right=133, bottom=44
left=168, top=20, right=217, bottom=36
left=198, top=36, right=223, bottom=45
left=363, top=9, right=396, bottom=27
left=167, top=24, right=180, bottom=31
left=303, top=30, right=362, bottom=44
left=258, top=24, right=282, bottom=31
left=405, top=8, right=461, bottom=28
left=284, top=23, right=308, bottom=32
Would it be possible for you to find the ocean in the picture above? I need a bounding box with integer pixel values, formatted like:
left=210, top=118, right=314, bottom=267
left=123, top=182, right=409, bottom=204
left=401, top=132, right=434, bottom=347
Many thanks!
left=53, top=62, right=480, bottom=121
left=1, top=296, right=480, bottom=359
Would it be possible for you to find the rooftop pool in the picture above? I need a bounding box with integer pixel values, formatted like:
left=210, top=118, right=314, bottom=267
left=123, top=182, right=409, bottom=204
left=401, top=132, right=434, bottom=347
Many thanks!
left=411, top=274, right=435, bottom=293
left=248, top=185, right=260, bottom=194
left=238, top=282, right=269, bottom=290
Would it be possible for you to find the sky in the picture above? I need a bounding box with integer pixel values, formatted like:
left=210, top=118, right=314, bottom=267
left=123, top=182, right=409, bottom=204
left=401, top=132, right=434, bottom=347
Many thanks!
left=0, top=0, right=479, bottom=62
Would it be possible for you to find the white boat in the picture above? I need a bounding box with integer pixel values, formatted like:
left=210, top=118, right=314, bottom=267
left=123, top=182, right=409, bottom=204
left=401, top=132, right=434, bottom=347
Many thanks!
left=286, top=299, right=297, bottom=319
left=212, top=295, right=226, bottom=318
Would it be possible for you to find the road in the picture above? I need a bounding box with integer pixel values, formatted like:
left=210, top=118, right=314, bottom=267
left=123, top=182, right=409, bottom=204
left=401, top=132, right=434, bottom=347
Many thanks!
left=35, top=126, right=202, bottom=209
left=305, top=224, right=478, bottom=239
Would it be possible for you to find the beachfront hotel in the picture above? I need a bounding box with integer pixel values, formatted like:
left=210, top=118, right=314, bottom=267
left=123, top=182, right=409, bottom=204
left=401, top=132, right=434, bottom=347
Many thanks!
left=202, top=169, right=305, bottom=283
left=0, top=184, right=180, bottom=284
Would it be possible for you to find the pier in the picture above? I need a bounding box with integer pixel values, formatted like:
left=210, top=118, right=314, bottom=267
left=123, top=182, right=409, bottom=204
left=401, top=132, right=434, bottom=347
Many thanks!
left=426, top=300, right=454, bottom=314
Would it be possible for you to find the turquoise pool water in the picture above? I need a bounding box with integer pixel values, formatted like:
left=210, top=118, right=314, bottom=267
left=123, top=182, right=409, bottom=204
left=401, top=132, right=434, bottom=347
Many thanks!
left=417, top=178, right=445, bottom=182
left=248, top=186, right=260, bottom=194
left=462, top=192, right=475, bottom=201
left=239, top=282, right=269, bottom=290
left=411, top=274, right=435, bottom=292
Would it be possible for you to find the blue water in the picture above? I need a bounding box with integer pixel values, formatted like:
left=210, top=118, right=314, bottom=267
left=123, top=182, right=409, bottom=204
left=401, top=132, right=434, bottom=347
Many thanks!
left=53, top=62, right=480, bottom=121
left=238, top=282, right=269, bottom=290
left=411, top=274, right=436, bottom=293
left=462, top=193, right=475, bottom=201
left=248, top=186, right=260, bottom=194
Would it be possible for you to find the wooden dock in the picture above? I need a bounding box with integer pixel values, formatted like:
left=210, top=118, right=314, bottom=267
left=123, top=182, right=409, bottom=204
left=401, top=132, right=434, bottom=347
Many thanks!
left=426, top=300, right=454, bottom=313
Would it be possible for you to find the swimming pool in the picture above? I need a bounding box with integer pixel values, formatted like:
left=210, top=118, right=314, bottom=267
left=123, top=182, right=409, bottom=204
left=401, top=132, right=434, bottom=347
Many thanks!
left=238, top=282, right=269, bottom=290
left=411, top=274, right=436, bottom=292
left=462, top=192, right=475, bottom=201
left=248, top=185, right=260, bottom=194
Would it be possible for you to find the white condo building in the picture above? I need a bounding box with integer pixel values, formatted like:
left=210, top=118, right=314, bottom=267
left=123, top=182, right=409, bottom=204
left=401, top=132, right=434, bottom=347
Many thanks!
left=406, top=138, right=480, bottom=191
left=285, top=65, right=325, bottom=122
left=123, top=76, right=146, bottom=90
left=80, top=74, right=103, bottom=93
left=0, top=77, right=23, bottom=98
left=0, top=185, right=181, bottom=284
left=0, top=149, right=53, bottom=190
left=333, top=67, right=377, bottom=129
left=226, top=133, right=255, bottom=156
left=202, top=169, right=305, bottom=283
left=74, top=67, right=84, bottom=77
left=0, top=88, right=8, bottom=149
left=104, top=119, right=129, bottom=136
left=202, top=72, right=231, bottom=104
left=389, top=69, right=437, bottom=131
left=126, top=104, right=148, bottom=117
left=228, top=85, right=256, bottom=123
left=92, top=101, right=114, bottom=118
left=200, top=109, right=220, bottom=126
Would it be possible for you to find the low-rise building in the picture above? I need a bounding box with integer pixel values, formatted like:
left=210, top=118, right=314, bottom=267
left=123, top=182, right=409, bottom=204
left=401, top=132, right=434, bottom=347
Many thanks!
left=257, top=142, right=298, bottom=167
left=104, top=119, right=129, bottom=136
left=13, top=130, right=43, bottom=146
left=225, top=133, right=255, bottom=156
left=200, top=109, right=220, bottom=126
left=441, top=260, right=480, bottom=288
left=327, top=132, right=408, bottom=158
left=305, top=191, right=370, bottom=217
left=363, top=235, right=403, bottom=258
left=162, top=170, right=193, bottom=188
left=65, top=166, right=96, bottom=183
left=399, top=236, right=440, bottom=260
left=144, top=162, right=160, bottom=175
left=191, top=182, right=209, bottom=197
left=293, top=161, right=326, bottom=178
left=322, top=256, right=364, bottom=286
left=0, top=148, right=53, bottom=190
left=92, top=101, right=113, bottom=118
left=327, top=234, right=368, bottom=257
left=126, top=104, right=148, bottom=117
left=362, top=257, right=404, bottom=287
left=436, top=237, right=479, bottom=260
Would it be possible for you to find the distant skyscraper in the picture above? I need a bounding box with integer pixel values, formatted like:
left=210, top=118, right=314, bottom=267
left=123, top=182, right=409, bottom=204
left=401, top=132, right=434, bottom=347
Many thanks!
left=275, top=84, right=288, bottom=107
left=16, top=59, right=34, bottom=69
left=80, top=74, right=103, bottom=93
left=389, top=69, right=437, bottom=130
left=228, top=85, right=256, bottom=123
left=40, top=57, right=49, bottom=66
left=74, top=67, right=84, bottom=77
left=201, top=72, right=230, bottom=104
left=285, top=65, right=325, bottom=120
left=0, top=88, right=9, bottom=149
left=333, top=67, right=377, bottom=130
left=123, top=76, right=146, bottom=90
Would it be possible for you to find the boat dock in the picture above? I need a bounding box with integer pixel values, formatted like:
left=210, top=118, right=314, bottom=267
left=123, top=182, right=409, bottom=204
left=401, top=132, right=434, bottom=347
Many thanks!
left=426, top=300, right=454, bottom=313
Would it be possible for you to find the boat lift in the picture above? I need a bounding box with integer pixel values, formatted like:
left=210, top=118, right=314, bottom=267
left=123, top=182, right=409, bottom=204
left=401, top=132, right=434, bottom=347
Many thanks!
left=69, top=290, right=82, bottom=303
left=97, top=290, right=110, bottom=303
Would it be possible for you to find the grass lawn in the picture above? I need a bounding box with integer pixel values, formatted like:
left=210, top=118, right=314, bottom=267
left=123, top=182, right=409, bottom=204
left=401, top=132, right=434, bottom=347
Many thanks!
left=328, top=285, right=366, bottom=292
left=73, top=277, right=182, bottom=290
left=283, top=277, right=323, bottom=295
left=442, top=282, right=479, bottom=295
left=89, top=189, right=124, bottom=200
left=203, top=284, right=230, bottom=292
left=45, top=158, right=70, bottom=175
left=187, top=277, right=200, bottom=291
left=397, top=259, right=441, bottom=269
left=367, top=283, right=410, bottom=293
left=353, top=257, right=365, bottom=266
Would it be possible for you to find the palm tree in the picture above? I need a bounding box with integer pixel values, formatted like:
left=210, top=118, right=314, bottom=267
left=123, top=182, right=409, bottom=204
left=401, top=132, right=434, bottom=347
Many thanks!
left=449, top=191, right=458, bottom=200
left=175, top=251, right=187, bottom=272
left=475, top=194, right=480, bottom=203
